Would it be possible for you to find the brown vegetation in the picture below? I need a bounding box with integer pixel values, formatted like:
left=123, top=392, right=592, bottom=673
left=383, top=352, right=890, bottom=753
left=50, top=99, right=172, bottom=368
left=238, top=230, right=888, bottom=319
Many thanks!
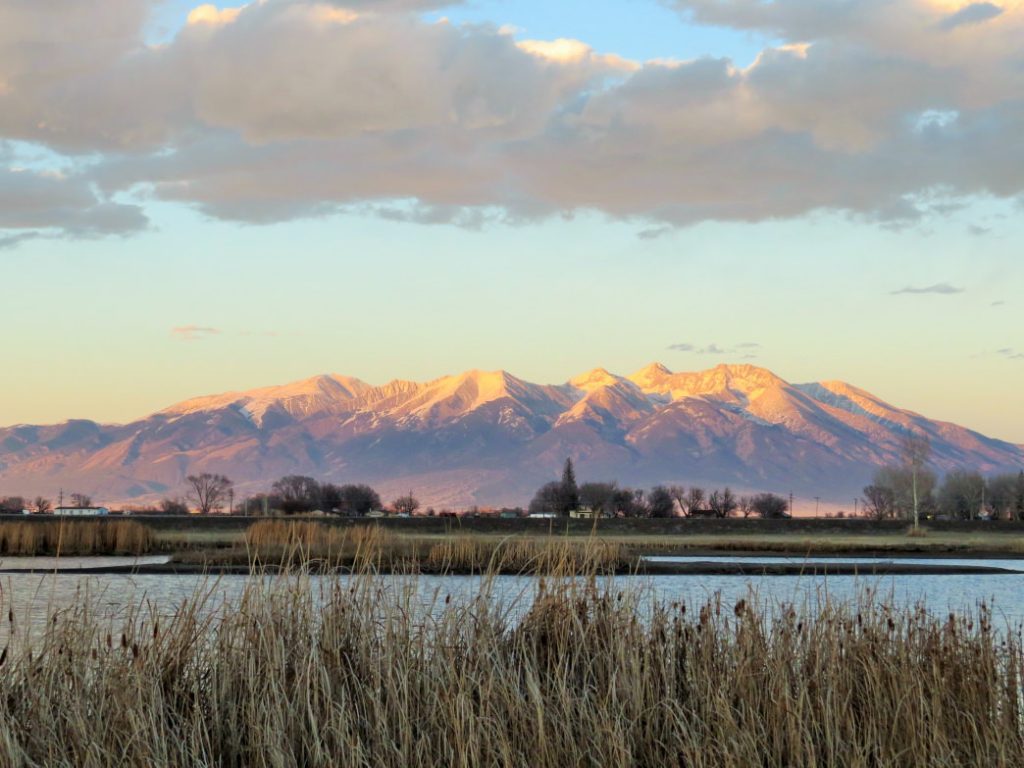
left=0, top=568, right=1020, bottom=766
left=240, top=521, right=624, bottom=574
left=424, top=535, right=622, bottom=573
left=0, top=519, right=152, bottom=556
left=244, top=519, right=402, bottom=567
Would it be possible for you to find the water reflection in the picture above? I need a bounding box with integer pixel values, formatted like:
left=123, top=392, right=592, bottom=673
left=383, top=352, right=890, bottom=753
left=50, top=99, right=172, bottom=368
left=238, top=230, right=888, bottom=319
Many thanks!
left=1, top=558, right=1023, bottom=645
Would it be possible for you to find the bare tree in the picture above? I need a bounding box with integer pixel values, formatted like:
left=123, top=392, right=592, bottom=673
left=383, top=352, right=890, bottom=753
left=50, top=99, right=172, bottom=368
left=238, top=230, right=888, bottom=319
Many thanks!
left=159, top=498, right=190, bottom=515
left=0, top=497, right=26, bottom=514
left=937, top=470, right=985, bottom=520
left=667, top=485, right=686, bottom=516
left=708, top=487, right=738, bottom=518
left=33, top=497, right=52, bottom=515
left=187, top=473, right=233, bottom=515
left=900, top=432, right=932, bottom=530
left=579, top=482, right=619, bottom=515
left=985, top=474, right=1018, bottom=520
left=862, top=484, right=895, bottom=520
left=750, top=493, right=789, bottom=519
left=272, top=475, right=322, bottom=514
left=647, top=486, right=676, bottom=518
left=392, top=493, right=420, bottom=516
left=738, top=495, right=753, bottom=518
left=678, top=487, right=705, bottom=517
left=70, top=492, right=92, bottom=508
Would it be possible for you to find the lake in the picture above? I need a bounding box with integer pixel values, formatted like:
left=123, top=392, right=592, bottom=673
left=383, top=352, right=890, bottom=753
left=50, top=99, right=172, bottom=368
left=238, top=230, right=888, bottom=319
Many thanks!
left=2, top=555, right=1024, bottom=642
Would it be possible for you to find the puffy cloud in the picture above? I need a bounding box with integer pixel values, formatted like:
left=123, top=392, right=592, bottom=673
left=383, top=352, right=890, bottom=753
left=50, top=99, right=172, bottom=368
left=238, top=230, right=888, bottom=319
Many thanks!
left=1, top=0, right=1024, bottom=241
left=0, top=165, right=147, bottom=244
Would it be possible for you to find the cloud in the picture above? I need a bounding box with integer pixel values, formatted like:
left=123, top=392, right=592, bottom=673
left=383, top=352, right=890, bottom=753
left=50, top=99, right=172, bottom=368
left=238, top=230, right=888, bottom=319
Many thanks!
left=697, top=344, right=728, bottom=355
left=996, top=347, right=1024, bottom=360
left=0, top=231, right=41, bottom=249
left=186, top=5, right=245, bottom=27
left=2, top=0, right=1024, bottom=237
left=171, top=325, right=222, bottom=341
left=637, top=226, right=672, bottom=240
left=0, top=166, right=147, bottom=241
left=890, top=283, right=965, bottom=295
left=668, top=341, right=759, bottom=358
left=939, top=2, right=1004, bottom=31
left=991, top=300, right=1006, bottom=306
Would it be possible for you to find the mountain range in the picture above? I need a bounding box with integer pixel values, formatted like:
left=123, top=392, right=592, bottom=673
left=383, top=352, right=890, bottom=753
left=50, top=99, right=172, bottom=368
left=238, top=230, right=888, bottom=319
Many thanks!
left=1, top=363, right=1021, bottom=510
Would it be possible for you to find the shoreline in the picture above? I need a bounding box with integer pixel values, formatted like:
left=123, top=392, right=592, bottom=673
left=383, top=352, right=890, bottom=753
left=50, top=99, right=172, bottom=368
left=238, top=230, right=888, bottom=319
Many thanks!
left=0, top=560, right=1019, bottom=576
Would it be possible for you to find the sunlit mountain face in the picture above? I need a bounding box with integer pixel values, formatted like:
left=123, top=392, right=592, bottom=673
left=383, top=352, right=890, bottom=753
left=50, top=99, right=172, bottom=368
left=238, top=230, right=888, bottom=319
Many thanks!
left=0, top=363, right=1020, bottom=509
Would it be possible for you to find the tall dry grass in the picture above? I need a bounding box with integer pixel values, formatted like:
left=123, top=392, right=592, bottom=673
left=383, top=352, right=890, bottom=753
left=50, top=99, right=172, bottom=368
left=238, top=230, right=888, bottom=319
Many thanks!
left=242, top=521, right=624, bottom=574
left=0, top=569, right=1021, bottom=766
left=0, top=519, right=152, bottom=556
left=424, top=535, right=622, bottom=573
left=244, top=520, right=403, bottom=567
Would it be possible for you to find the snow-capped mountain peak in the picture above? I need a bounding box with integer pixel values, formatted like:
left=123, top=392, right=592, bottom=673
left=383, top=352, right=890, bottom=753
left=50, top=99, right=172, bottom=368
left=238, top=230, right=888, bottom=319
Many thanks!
left=3, top=363, right=1021, bottom=508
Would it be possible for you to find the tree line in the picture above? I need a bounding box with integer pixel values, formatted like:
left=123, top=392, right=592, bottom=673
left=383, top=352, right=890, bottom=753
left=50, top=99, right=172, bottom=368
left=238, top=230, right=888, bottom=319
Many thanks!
left=166, top=473, right=390, bottom=516
left=860, top=433, right=1024, bottom=522
left=528, top=459, right=790, bottom=519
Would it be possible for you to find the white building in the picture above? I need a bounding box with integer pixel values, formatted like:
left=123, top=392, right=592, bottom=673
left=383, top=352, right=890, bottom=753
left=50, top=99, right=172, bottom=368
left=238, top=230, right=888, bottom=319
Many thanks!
left=54, top=506, right=110, bottom=516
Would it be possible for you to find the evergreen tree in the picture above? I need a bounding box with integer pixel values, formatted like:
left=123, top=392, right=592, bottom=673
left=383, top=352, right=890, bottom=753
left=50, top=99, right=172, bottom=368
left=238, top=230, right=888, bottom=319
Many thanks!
left=1016, top=471, right=1024, bottom=520
left=560, top=457, right=580, bottom=514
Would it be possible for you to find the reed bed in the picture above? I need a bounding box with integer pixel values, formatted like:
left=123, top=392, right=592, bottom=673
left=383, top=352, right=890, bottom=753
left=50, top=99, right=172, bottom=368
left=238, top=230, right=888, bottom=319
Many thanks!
left=0, top=568, right=1021, bottom=767
left=241, top=522, right=624, bottom=574
left=0, top=519, right=152, bottom=556
left=424, top=535, right=622, bottom=573
left=244, top=519, right=403, bottom=567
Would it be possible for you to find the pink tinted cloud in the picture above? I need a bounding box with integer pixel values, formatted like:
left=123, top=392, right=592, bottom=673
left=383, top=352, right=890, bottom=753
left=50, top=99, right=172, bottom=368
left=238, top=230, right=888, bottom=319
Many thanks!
left=171, top=325, right=221, bottom=341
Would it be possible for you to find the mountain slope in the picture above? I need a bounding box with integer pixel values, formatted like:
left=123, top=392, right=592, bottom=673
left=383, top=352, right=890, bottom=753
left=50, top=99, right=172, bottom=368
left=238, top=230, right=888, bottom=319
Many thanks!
left=0, top=364, right=1020, bottom=508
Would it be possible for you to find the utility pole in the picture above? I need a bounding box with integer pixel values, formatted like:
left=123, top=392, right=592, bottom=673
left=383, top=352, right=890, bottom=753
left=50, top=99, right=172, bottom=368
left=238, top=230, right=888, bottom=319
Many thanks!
left=854, top=498, right=859, bottom=517
left=789, top=491, right=794, bottom=516
left=814, top=496, right=820, bottom=518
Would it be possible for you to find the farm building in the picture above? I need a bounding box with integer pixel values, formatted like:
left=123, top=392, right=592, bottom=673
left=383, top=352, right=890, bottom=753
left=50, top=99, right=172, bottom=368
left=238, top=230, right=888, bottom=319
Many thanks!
left=54, top=506, right=110, bottom=516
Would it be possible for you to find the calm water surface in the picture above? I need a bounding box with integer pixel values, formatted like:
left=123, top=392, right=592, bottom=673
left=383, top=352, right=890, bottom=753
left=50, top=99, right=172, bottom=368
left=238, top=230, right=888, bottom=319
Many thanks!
left=2, top=557, right=1024, bottom=642
left=644, top=554, right=1024, bottom=572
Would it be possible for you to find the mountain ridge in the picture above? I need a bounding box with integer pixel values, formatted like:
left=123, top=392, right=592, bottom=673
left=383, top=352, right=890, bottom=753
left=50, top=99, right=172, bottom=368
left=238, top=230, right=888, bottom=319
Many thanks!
left=1, top=363, right=1020, bottom=509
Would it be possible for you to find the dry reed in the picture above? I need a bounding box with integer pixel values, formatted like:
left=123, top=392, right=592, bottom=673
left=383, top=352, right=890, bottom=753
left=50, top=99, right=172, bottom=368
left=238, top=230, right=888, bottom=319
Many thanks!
left=242, top=522, right=624, bottom=574
left=0, top=519, right=152, bottom=556
left=0, top=567, right=1020, bottom=767
left=424, top=535, right=622, bottom=573
left=244, top=519, right=402, bottom=567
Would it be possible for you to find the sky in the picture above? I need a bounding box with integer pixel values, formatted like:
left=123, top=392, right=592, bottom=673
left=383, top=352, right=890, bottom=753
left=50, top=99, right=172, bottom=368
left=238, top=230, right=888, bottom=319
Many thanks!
left=0, top=0, right=1022, bottom=442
